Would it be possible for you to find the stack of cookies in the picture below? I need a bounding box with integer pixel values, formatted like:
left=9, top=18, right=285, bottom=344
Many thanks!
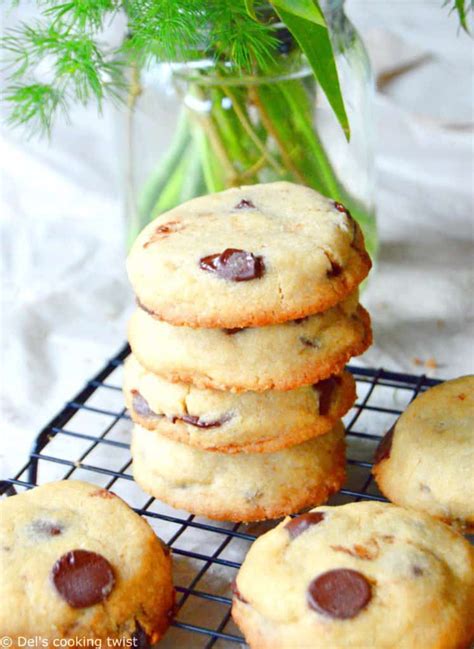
left=124, top=182, right=372, bottom=522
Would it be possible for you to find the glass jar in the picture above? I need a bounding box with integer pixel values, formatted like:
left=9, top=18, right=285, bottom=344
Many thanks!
left=121, top=0, right=377, bottom=259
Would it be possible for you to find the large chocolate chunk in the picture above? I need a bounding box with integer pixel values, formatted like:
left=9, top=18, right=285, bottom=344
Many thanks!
left=199, top=249, right=265, bottom=282
left=132, top=391, right=159, bottom=419
left=326, top=258, right=343, bottom=278
left=171, top=413, right=230, bottom=429
left=52, top=549, right=115, bottom=608
left=315, top=376, right=341, bottom=417
left=285, top=512, right=325, bottom=539
left=307, top=569, right=371, bottom=619
left=374, top=424, right=396, bottom=463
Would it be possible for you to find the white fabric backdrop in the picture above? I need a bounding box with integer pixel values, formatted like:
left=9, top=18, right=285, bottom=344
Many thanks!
left=1, top=1, right=473, bottom=480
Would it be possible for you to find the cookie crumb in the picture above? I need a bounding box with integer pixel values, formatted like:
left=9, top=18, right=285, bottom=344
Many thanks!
left=412, top=357, right=438, bottom=369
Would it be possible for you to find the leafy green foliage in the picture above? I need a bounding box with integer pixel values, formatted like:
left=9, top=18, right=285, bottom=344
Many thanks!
left=444, top=0, right=472, bottom=33
left=2, top=4, right=124, bottom=134
left=4, top=83, right=67, bottom=135
left=125, top=0, right=205, bottom=64
left=2, top=1, right=283, bottom=132
left=269, top=0, right=349, bottom=139
left=43, top=0, right=119, bottom=30
left=1, top=0, right=469, bottom=135
left=207, top=1, right=278, bottom=70
left=125, top=0, right=278, bottom=70
left=269, top=0, right=325, bottom=27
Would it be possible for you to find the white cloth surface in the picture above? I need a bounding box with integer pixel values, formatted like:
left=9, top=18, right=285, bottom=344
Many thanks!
left=1, top=0, right=473, bottom=483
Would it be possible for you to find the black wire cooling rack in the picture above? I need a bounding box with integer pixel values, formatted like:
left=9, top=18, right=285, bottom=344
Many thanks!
left=0, top=344, right=442, bottom=648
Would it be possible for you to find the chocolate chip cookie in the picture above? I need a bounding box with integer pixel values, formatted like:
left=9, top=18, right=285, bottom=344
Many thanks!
left=373, top=375, right=474, bottom=532
left=131, top=422, right=346, bottom=522
left=127, top=182, right=371, bottom=328
left=232, top=501, right=474, bottom=648
left=124, top=354, right=355, bottom=454
left=0, top=480, right=174, bottom=644
left=128, top=292, right=371, bottom=392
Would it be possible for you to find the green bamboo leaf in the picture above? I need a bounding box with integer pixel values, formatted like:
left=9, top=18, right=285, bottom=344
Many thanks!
left=453, top=0, right=470, bottom=32
left=269, top=0, right=325, bottom=26
left=271, top=3, right=350, bottom=140
left=244, top=0, right=258, bottom=21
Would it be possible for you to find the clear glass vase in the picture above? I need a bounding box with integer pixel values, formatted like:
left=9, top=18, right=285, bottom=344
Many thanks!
left=122, top=0, right=377, bottom=260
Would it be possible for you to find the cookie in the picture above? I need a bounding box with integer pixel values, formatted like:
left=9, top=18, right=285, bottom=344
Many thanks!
left=124, top=354, right=355, bottom=454
left=128, top=293, right=371, bottom=392
left=127, top=182, right=371, bottom=328
left=372, top=375, right=474, bottom=533
left=232, top=501, right=474, bottom=649
left=0, top=480, right=174, bottom=644
left=131, top=422, right=346, bottom=522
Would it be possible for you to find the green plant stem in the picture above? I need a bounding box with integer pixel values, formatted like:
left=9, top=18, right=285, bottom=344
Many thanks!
left=221, top=84, right=283, bottom=176
left=187, top=86, right=239, bottom=186
left=249, top=84, right=307, bottom=184
left=209, top=87, right=255, bottom=174
left=279, top=80, right=341, bottom=197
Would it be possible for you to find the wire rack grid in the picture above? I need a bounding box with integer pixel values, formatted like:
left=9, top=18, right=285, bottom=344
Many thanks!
left=0, top=343, right=442, bottom=648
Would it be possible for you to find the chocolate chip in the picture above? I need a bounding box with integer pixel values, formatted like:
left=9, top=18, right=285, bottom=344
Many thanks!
left=223, top=327, right=246, bottom=335
left=199, top=248, right=265, bottom=282
left=315, top=376, right=341, bottom=416
left=143, top=221, right=182, bottom=248
left=331, top=542, right=379, bottom=561
left=171, top=413, right=231, bottom=429
left=131, top=622, right=151, bottom=649
left=31, top=520, right=63, bottom=536
left=285, top=512, right=325, bottom=539
left=52, top=550, right=115, bottom=609
left=333, top=201, right=358, bottom=242
left=234, top=199, right=256, bottom=209
left=374, top=424, right=396, bottom=463
left=132, top=391, right=160, bottom=419
left=412, top=565, right=423, bottom=577
left=324, top=252, right=343, bottom=278
left=334, top=201, right=348, bottom=215
left=231, top=578, right=249, bottom=604
left=300, top=336, right=321, bottom=349
left=307, top=569, right=371, bottom=619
